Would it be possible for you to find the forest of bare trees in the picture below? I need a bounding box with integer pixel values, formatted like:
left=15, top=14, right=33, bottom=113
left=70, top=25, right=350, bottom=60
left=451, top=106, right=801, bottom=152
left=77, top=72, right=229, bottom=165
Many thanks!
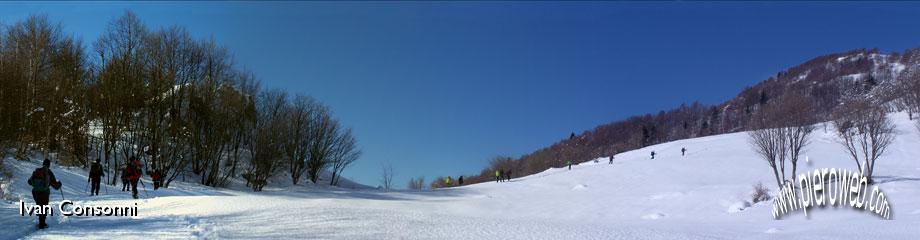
left=0, top=13, right=360, bottom=191
left=407, top=176, right=425, bottom=191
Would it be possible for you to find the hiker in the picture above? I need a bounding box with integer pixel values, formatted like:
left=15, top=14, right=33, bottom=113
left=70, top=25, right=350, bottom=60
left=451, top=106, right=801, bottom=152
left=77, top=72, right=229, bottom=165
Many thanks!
left=444, top=176, right=452, bottom=186
left=121, top=166, right=130, bottom=192
left=499, top=170, right=505, bottom=182
left=151, top=169, right=163, bottom=190
left=458, top=176, right=464, bottom=185
left=609, top=155, right=614, bottom=164
left=651, top=151, right=656, bottom=159
left=681, top=148, right=687, bottom=156
left=495, top=170, right=500, bottom=183
left=88, top=158, right=105, bottom=196
left=125, top=157, right=142, bottom=199
left=27, top=159, right=62, bottom=229
left=506, top=169, right=512, bottom=181
left=567, top=160, right=572, bottom=170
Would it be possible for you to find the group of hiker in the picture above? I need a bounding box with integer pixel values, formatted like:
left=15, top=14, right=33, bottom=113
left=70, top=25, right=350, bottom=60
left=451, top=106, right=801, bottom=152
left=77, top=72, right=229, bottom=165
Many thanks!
left=494, top=169, right=513, bottom=182
left=28, top=156, right=165, bottom=229
left=443, top=175, right=465, bottom=186
left=650, top=147, right=688, bottom=160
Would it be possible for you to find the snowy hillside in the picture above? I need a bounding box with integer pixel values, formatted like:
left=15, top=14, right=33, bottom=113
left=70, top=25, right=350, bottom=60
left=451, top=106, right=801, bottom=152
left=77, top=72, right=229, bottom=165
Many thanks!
left=2, top=112, right=919, bottom=239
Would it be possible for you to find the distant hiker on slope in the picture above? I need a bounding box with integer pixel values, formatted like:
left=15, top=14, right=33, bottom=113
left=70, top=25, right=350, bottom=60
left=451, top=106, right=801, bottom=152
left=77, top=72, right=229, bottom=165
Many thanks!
left=89, top=158, right=105, bottom=196
left=126, top=157, right=142, bottom=199
left=681, top=148, right=687, bottom=156
left=28, top=159, right=62, bottom=229
left=458, top=176, right=464, bottom=185
left=445, top=176, right=452, bottom=186
left=506, top=169, right=512, bottom=181
left=495, top=170, right=500, bottom=183
left=609, top=155, right=614, bottom=164
left=567, top=160, right=572, bottom=170
left=651, top=151, right=656, bottom=159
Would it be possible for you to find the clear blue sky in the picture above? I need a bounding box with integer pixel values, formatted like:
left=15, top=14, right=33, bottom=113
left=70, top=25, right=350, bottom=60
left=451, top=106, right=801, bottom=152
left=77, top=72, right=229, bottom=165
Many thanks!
left=4, top=2, right=920, bottom=188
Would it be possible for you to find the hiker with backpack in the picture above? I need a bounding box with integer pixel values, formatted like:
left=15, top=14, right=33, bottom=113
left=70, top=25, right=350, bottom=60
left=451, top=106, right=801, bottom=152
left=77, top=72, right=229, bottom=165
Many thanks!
left=27, top=159, right=63, bottom=229
left=681, top=147, right=687, bottom=156
left=88, top=158, right=105, bottom=196
left=651, top=151, right=656, bottom=159
left=125, top=157, right=142, bottom=199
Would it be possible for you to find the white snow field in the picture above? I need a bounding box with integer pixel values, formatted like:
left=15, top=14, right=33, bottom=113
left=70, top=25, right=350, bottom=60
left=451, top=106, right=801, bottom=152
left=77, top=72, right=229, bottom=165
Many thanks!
left=2, top=112, right=919, bottom=239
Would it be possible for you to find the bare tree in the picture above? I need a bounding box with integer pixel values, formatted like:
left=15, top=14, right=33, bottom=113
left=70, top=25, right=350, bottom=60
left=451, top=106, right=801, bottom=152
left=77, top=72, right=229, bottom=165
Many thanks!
left=897, top=74, right=920, bottom=120
left=305, top=106, right=337, bottom=183
left=407, top=176, right=425, bottom=190
left=747, top=93, right=816, bottom=188
left=833, top=100, right=896, bottom=183
left=380, top=162, right=394, bottom=191
left=284, top=95, right=314, bottom=185
left=244, top=90, right=289, bottom=191
left=748, top=101, right=789, bottom=188
left=778, top=94, right=815, bottom=179
left=329, top=128, right=361, bottom=186
left=93, top=11, right=148, bottom=185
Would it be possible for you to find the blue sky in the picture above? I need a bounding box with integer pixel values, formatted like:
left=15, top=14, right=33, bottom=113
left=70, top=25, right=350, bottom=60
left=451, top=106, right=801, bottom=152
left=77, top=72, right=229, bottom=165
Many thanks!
left=4, top=2, right=920, bottom=188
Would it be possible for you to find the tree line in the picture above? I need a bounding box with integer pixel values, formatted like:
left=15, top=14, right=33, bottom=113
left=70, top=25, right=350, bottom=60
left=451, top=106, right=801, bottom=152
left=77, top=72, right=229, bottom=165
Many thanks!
left=444, top=49, right=920, bottom=188
left=0, top=12, right=360, bottom=191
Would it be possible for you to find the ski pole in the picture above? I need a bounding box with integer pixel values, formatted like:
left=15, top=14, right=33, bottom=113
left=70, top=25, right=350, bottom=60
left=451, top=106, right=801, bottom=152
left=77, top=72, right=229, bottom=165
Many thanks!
left=59, top=188, right=66, bottom=201
left=84, top=179, right=89, bottom=194
left=139, top=180, right=149, bottom=198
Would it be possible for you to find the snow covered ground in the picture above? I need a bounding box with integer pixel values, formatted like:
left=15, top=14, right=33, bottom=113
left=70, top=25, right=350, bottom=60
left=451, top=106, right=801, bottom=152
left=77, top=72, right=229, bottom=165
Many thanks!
left=2, top=112, right=919, bottom=239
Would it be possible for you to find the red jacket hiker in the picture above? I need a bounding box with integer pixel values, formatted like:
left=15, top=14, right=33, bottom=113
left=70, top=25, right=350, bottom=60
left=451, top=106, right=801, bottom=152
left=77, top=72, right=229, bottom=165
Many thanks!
left=126, top=159, right=141, bottom=181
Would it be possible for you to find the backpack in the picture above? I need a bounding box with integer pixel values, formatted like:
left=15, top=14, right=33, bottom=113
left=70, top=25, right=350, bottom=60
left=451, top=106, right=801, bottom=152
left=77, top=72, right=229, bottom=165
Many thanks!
left=90, top=163, right=104, bottom=177
left=28, top=168, right=51, bottom=192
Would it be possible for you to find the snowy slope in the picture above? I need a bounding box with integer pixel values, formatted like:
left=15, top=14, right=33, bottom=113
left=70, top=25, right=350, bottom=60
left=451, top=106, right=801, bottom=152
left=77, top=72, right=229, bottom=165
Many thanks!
left=2, top=112, right=919, bottom=239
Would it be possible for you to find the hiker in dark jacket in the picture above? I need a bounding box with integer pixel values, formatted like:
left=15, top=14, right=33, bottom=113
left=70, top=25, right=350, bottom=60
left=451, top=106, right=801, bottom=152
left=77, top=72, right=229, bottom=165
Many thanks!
left=88, top=158, right=105, bottom=196
left=681, top=148, right=687, bottom=156
left=458, top=176, right=464, bottom=185
left=121, top=166, right=130, bottom=192
left=651, top=151, right=656, bottom=159
left=506, top=169, right=512, bottom=181
left=27, top=159, right=62, bottom=229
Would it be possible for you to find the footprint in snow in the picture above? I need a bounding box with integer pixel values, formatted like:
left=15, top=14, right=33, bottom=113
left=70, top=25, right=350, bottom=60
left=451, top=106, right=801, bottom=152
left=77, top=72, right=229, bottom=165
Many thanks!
left=727, top=201, right=752, bottom=213
left=641, top=213, right=666, bottom=220
left=648, top=192, right=684, bottom=200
